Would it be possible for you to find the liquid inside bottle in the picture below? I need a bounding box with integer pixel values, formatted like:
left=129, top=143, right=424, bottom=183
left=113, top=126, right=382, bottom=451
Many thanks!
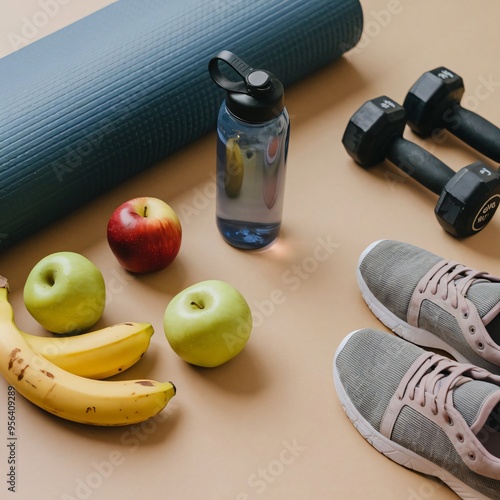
left=216, top=109, right=289, bottom=249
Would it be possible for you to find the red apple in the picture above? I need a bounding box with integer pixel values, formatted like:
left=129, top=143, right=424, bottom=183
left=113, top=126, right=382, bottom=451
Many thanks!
left=107, top=197, right=182, bottom=273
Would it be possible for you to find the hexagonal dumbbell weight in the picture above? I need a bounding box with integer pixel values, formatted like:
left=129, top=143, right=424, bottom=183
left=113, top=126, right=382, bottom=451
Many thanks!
left=342, top=96, right=500, bottom=237
left=404, top=67, right=500, bottom=163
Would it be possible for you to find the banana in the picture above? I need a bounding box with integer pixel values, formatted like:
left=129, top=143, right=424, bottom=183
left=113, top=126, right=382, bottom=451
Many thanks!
left=225, top=136, right=245, bottom=198
left=0, top=277, right=176, bottom=426
left=22, top=322, right=154, bottom=379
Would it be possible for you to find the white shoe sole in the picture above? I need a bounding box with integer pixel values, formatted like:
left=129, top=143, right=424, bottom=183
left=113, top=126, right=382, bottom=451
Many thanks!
left=356, top=240, right=470, bottom=364
left=333, top=330, right=491, bottom=500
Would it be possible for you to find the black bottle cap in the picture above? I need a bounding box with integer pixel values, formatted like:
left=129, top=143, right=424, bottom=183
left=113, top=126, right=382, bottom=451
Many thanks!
left=208, top=51, right=284, bottom=123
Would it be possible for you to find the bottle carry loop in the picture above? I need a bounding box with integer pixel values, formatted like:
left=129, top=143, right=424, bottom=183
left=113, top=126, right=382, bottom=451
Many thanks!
left=208, top=50, right=274, bottom=98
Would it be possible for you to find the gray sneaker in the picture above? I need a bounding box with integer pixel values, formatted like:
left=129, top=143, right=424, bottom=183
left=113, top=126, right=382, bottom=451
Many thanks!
left=334, top=328, right=500, bottom=500
left=357, top=240, right=500, bottom=374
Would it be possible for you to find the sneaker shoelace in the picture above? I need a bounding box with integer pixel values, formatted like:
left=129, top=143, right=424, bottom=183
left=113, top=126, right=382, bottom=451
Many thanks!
left=418, top=260, right=492, bottom=317
left=396, top=351, right=484, bottom=424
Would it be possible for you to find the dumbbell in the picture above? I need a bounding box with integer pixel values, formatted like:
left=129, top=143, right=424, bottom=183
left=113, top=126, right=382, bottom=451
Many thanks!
left=342, top=96, right=500, bottom=237
left=404, top=67, right=500, bottom=163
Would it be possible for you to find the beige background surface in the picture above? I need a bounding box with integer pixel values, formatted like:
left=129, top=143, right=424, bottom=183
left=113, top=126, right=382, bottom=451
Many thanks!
left=0, top=1, right=499, bottom=499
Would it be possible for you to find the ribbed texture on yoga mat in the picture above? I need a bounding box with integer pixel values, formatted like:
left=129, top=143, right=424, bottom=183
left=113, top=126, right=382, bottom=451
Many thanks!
left=0, top=0, right=363, bottom=250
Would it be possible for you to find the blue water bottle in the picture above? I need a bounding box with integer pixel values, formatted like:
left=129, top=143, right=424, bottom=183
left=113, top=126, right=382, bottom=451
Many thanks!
left=209, top=51, right=290, bottom=250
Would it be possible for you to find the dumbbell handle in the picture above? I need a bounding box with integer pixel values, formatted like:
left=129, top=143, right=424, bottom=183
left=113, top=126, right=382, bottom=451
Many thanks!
left=386, top=137, right=455, bottom=195
left=445, top=105, right=500, bottom=163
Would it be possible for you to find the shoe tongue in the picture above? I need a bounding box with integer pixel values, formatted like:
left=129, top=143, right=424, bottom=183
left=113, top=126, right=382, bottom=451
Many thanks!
left=453, top=380, right=500, bottom=432
left=467, top=282, right=500, bottom=322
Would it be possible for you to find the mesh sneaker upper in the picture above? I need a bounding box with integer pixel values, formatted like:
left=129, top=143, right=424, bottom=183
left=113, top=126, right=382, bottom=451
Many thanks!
left=469, top=282, right=500, bottom=320
left=454, top=380, right=500, bottom=427
left=335, top=328, right=423, bottom=431
left=358, top=240, right=442, bottom=320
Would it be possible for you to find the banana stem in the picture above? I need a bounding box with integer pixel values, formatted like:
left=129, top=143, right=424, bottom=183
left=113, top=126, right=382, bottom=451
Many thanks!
left=0, top=276, right=9, bottom=301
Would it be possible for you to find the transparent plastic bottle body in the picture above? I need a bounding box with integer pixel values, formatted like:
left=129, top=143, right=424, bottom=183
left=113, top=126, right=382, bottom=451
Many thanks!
left=216, top=103, right=290, bottom=249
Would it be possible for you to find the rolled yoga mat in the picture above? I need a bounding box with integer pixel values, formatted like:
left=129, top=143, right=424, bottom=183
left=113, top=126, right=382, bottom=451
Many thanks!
left=0, top=0, right=363, bottom=251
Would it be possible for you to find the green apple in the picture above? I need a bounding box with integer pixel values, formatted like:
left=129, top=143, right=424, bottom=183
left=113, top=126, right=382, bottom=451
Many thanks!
left=163, top=280, right=252, bottom=367
left=23, top=252, right=106, bottom=334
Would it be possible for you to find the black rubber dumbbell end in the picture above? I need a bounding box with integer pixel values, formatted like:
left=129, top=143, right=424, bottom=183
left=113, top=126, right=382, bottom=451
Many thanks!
left=403, top=67, right=464, bottom=137
left=436, top=162, right=500, bottom=237
left=405, top=67, right=500, bottom=164
left=342, top=96, right=407, bottom=168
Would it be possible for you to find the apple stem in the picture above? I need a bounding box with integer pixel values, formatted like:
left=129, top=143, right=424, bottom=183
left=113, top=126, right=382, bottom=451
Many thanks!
left=190, top=301, right=204, bottom=310
left=143, top=205, right=148, bottom=218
